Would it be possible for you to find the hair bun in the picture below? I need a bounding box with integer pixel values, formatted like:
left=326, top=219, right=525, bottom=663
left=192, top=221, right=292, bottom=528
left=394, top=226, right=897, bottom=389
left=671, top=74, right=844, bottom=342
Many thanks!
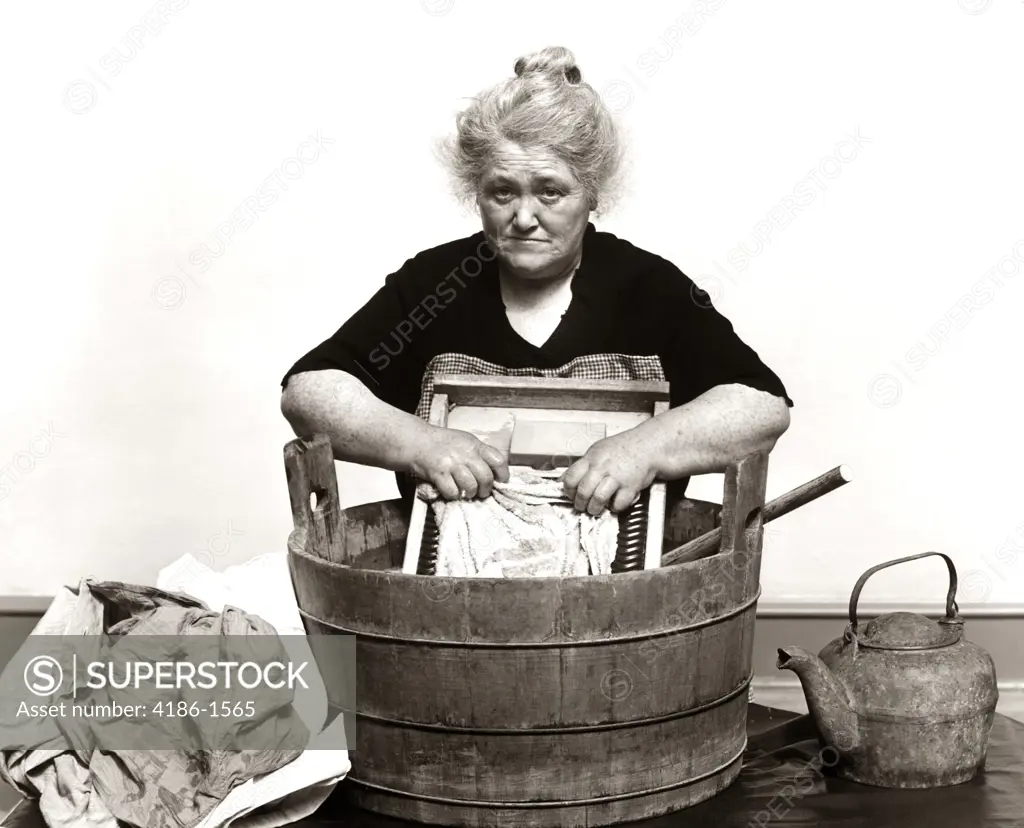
left=513, top=46, right=582, bottom=85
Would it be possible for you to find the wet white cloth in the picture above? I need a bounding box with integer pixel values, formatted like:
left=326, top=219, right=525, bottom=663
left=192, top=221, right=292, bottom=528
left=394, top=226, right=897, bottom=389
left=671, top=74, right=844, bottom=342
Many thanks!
left=421, top=468, right=619, bottom=577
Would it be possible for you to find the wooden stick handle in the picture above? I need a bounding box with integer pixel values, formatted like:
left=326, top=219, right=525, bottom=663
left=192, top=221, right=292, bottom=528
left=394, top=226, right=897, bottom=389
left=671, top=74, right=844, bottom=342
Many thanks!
left=760, top=464, right=853, bottom=523
left=662, top=464, right=853, bottom=566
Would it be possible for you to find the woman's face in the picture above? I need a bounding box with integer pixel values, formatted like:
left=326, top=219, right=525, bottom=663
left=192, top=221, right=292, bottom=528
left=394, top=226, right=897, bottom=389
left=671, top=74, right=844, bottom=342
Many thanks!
left=477, top=142, right=591, bottom=282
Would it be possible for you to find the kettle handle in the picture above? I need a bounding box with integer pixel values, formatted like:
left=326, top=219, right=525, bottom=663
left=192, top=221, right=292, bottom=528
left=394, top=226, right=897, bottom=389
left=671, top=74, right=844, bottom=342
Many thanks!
left=848, top=551, right=960, bottom=635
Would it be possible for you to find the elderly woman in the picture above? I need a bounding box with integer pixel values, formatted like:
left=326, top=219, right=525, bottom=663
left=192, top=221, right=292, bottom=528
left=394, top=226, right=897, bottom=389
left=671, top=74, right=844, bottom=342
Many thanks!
left=280, top=46, right=792, bottom=518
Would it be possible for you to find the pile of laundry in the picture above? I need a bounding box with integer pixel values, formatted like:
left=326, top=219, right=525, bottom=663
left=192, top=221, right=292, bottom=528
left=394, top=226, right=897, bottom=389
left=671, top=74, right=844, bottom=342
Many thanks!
left=420, top=467, right=621, bottom=577
left=0, top=554, right=349, bottom=828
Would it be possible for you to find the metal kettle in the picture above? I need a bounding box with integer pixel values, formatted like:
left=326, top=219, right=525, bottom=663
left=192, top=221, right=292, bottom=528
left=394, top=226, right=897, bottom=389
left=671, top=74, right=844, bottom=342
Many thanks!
left=776, top=551, right=999, bottom=788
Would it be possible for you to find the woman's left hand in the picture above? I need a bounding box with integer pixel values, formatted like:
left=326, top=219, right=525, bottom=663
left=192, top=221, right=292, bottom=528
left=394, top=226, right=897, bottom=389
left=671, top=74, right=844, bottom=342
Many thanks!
left=561, top=431, right=658, bottom=515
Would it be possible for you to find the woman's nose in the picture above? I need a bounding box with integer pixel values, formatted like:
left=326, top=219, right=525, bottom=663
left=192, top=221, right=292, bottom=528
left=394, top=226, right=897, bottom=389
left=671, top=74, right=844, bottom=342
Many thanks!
left=511, top=199, right=539, bottom=230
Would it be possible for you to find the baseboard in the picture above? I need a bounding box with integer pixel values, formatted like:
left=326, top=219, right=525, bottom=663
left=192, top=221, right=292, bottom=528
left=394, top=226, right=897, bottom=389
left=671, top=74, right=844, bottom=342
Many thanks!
left=752, top=677, right=1024, bottom=723
left=0, top=597, right=54, bottom=615
left=752, top=677, right=1024, bottom=692
left=757, top=601, right=1024, bottom=618
left=752, top=610, right=1023, bottom=681
left=0, top=606, right=53, bottom=683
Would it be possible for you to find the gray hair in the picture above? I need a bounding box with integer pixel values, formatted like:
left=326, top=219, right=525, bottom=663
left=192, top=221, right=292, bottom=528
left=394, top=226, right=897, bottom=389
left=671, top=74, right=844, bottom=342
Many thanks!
left=438, top=46, right=624, bottom=215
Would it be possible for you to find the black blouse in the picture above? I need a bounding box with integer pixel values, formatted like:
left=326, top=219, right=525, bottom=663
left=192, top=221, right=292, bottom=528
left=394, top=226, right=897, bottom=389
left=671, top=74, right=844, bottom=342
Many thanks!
left=281, top=222, right=793, bottom=499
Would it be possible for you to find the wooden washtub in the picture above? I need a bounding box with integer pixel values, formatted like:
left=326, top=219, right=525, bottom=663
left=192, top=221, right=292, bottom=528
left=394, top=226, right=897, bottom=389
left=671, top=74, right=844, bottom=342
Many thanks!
left=285, top=434, right=769, bottom=827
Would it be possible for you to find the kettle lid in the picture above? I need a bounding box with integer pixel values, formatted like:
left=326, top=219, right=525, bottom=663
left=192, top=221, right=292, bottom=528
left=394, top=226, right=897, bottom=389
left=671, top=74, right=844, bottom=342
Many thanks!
left=847, top=552, right=964, bottom=652
left=854, top=611, right=963, bottom=650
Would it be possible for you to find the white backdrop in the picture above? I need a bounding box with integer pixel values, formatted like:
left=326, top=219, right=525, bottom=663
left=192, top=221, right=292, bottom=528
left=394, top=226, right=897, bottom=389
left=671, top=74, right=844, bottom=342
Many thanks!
left=2, top=0, right=1022, bottom=606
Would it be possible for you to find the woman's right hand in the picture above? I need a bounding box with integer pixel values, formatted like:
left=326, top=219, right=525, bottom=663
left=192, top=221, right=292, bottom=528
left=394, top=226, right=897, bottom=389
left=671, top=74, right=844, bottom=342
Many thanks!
left=411, top=427, right=510, bottom=500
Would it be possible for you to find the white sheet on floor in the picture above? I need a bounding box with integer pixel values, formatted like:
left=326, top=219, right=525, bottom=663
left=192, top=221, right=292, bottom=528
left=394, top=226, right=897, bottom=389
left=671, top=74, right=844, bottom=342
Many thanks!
left=155, top=552, right=350, bottom=828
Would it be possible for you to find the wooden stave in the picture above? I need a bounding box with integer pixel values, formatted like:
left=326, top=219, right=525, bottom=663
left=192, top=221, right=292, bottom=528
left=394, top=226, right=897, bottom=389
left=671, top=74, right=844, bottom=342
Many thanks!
left=342, top=753, right=743, bottom=827
left=287, top=538, right=759, bottom=646
left=343, top=681, right=749, bottom=801
left=300, top=605, right=756, bottom=728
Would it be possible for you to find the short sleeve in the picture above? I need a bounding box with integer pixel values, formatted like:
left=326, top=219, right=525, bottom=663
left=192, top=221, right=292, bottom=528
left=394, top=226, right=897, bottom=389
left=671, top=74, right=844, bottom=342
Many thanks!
left=280, top=266, right=425, bottom=413
left=653, top=264, right=794, bottom=409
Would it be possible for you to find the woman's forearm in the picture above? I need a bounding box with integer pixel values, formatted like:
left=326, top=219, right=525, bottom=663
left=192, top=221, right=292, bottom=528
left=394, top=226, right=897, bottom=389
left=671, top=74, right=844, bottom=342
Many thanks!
left=280, top=370, right=433, bottom=473
left=637, top=384, right=791, bottom=480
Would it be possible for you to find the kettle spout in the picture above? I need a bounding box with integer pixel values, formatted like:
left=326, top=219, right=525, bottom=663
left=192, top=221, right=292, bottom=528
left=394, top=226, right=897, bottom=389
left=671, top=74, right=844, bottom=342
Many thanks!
left=776, top=646, right=860, bottom=754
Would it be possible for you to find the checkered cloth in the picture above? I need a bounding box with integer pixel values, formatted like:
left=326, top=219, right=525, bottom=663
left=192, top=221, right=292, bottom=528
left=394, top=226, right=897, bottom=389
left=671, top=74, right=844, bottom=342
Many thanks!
left=414, top=352, right=667, bottom=420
